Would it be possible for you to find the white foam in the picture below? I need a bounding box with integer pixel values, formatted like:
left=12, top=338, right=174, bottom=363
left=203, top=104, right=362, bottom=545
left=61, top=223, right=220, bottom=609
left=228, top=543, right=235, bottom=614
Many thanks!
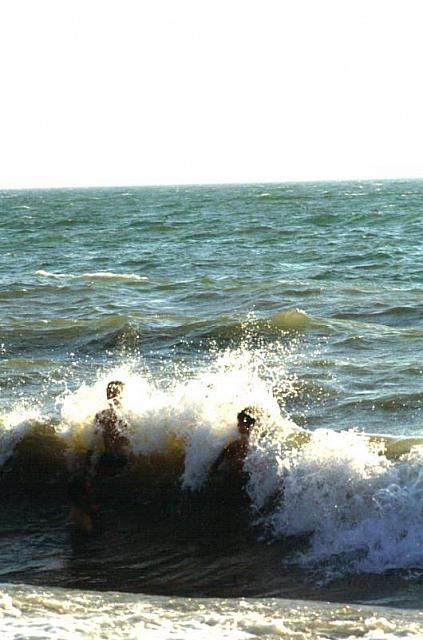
left=35, top=270, right=62, bottom=278
left=0, top=592, right=21, bottom=617
left=7, top=336, right=423, bottom=579
left=80, top=272, right=148, bottom=281
left=0, top=405, right=43, bottom=466
left=57, top=344, right=296, bottom=490
left=35, top=270, right=147, bottom=281
left=256, top=426, right=423, bottom=578
left=1, top=583, right=422, bottom=640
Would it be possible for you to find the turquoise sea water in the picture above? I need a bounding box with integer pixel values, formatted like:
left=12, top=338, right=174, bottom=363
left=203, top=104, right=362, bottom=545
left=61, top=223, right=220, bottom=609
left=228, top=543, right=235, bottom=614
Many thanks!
left=2, top=180, right=423, bottom=638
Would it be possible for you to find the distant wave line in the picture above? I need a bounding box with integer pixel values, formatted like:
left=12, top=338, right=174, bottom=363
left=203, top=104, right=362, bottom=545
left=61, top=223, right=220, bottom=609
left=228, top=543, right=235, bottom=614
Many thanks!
left=35, top=270, right=148, bottom=282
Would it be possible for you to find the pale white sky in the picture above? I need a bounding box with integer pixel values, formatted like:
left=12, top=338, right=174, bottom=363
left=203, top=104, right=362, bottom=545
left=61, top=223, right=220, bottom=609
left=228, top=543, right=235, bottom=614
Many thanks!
left=1, top=0, right=423, bottom=188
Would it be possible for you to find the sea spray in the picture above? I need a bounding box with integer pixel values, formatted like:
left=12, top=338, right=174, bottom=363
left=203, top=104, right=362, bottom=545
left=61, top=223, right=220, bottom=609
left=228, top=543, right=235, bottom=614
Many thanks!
left=258, top=426, right=423, bottom=579
left=5, top=342, right=423, bottom=583
left=0, top=334, right=298, bottom=487
left=55, top=338, right=298, bottom=491
left=0, top=405, right=44, bottom=466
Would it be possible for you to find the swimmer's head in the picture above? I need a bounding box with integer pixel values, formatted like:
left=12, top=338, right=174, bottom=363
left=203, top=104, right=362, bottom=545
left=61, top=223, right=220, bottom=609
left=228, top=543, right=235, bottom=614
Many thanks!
left=107, top=380, right=124, bottom=403
left=237, top=408, right=256, bottom=436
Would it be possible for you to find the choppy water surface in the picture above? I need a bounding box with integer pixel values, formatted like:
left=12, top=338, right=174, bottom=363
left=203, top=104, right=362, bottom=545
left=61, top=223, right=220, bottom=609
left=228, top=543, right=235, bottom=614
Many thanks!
left=1, top=180, right=423, bottom=638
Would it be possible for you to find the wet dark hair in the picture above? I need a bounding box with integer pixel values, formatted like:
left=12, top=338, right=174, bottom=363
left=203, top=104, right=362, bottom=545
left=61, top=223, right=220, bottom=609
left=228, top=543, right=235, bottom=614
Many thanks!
left=106, top=380, right=124, bottom=399
left=237, top=408, right=256, bottom=428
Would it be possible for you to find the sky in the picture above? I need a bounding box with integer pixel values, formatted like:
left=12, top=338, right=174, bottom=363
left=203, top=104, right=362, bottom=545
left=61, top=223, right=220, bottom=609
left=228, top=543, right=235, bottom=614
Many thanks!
left=1, top=0, right=423, bottom=189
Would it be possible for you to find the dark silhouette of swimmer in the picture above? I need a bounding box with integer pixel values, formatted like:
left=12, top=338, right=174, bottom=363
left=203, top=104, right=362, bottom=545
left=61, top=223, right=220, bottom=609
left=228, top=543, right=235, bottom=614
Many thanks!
left=94, top=381, right=132, bottom=473
left=68, top=477, right=99, bottom=534
left=210, top=408, right=256, bottom=476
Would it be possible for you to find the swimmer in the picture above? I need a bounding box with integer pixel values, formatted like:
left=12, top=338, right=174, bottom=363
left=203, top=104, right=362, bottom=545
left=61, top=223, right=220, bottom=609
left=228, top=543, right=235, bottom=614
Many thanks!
left=68, top=477, right=99, bottom=534
left=210, top=408, right=256, bottom=476
left=93, top=380, right=133, bottom=474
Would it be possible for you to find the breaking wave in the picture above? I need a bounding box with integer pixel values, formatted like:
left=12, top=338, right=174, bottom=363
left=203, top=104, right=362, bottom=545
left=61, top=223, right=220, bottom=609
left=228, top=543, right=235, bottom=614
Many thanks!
left=2, top=341, right=423, bottom=583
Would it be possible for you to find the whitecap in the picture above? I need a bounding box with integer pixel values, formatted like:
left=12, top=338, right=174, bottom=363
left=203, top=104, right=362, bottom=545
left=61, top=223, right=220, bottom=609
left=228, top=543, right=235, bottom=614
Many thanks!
left=80, top=272, right=148, bottom=281
left=35, top=270, right=148, bottom=282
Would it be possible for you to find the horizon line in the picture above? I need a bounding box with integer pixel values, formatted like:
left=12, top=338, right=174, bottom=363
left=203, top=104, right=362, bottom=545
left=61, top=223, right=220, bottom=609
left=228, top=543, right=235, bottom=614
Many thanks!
left=1, top=175, right=422, bottom=192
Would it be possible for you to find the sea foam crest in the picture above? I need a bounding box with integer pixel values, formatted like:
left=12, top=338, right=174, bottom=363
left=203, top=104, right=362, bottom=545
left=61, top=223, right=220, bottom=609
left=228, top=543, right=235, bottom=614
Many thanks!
left=0, top=405, right=43, bottom=466
left=35, top=270, right=147, bottom=281
left=57, top=341, right=296, bottom=490
left=254, top=425, right=423, bottom=577
left=55, top=366, right=423, bottom=577
left=4, top=341, right=423, bottom=578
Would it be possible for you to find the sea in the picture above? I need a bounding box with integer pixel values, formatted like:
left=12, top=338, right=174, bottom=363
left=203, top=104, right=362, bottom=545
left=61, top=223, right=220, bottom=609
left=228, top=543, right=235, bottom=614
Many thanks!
left=1, top=180, right=423, bottom=638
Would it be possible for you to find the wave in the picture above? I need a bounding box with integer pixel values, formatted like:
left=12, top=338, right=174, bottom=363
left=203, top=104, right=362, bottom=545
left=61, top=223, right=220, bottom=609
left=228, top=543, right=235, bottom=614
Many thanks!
left=257, top=428, right=423, bottom=581
left=3, top=304, right=423, bottom=371
left=2, top=347, right=423, bottom=582
left=35, top=270, right=148, bottom=282
left=268, top=309, right=309, bottom=331
left=0, top=309, right=308, bottom=360
left=194, top=308, right=423, bottom=341
left=338, top=391, right=423, bottom=412
left=0, top=346, right=296, bottom=492
left=0, top=316, right=141, bottom=354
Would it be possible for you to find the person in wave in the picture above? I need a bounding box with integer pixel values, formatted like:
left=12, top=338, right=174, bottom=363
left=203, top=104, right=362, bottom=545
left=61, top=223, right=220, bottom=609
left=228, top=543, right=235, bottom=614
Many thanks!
left=68, top=477, right=99, bottom=534
left=210, top=408, right=256, bottom=480
left=93, top=380, right=133, bottom=475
